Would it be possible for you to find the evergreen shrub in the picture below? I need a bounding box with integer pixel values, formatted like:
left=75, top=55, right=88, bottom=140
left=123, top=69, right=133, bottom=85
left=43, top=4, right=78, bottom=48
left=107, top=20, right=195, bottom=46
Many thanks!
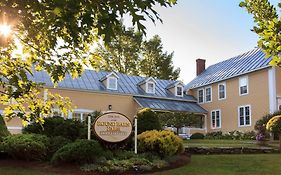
left=137, top=108, right=161, bottom=134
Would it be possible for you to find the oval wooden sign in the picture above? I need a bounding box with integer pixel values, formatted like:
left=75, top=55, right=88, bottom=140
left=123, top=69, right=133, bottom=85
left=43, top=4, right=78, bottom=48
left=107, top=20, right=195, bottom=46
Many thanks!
left=93, top=112, right=132, bottom=143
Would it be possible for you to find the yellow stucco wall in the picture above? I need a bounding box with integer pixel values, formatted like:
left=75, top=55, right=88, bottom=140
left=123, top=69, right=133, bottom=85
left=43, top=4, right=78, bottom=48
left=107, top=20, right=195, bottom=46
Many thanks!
left=189, top=69, right=270, bottom=133
left=276, top=67, right=281, bottom=97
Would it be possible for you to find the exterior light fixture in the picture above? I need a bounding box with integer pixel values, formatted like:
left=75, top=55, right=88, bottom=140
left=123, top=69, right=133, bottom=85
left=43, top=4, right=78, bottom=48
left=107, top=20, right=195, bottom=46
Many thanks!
left=108, top=105, right=112, bottom=110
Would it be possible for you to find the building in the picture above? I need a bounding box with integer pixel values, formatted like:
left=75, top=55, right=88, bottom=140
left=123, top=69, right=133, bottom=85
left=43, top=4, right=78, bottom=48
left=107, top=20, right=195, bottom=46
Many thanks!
left=3, top=70, right=207, bottom=134
left=186, top=48, right=281, bottom=133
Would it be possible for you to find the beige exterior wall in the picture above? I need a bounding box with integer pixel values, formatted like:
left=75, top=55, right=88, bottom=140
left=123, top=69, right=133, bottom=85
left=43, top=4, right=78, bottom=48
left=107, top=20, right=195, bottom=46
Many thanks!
left=2, top=88, right=142, bottom=134
left=276, top=67, right=281, bottom=110
left=189, top=69, right=270, bottom=133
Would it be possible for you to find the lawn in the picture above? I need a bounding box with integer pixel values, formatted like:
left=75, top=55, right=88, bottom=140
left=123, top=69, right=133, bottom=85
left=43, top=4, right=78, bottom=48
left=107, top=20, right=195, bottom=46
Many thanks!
left=184, top=139, right=279, bottom=148
left=0, top=167, right=58, bottom=175
left=148, top=154, right=281, bottom=175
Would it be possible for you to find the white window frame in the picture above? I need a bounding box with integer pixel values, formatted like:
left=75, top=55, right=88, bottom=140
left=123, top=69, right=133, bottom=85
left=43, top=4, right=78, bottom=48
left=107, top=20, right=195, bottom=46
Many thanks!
left=210, top=109, right=221, bottom=129
left=205, top=86, right=212, bottom=103
left=146, top=81, right=155, bottom=94
left=175, top=85, right=184, bottom=97
left=238, top=105, right=251, bottom=127
left=239, top=76, right=249, bottom=96
left=218, top=82, right=226, bottom=100
left=198, top=88, right=204, bottom=104
left=107, top=76, right=118, bottom=90
left=69, top=109, right=93, bottom=121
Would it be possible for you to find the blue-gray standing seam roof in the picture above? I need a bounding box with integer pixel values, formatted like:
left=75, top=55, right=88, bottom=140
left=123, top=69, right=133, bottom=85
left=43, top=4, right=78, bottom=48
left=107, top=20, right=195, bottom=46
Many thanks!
left=185, top=48, right=272, bottom=89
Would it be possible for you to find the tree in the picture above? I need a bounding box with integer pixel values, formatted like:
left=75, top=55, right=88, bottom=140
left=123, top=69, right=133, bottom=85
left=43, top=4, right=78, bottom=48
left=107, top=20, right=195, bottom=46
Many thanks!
left=95, top=25, right=180, bottom=80
left=0, top=1, right=177, bottom=124
left=158, top=112, right=204, bottom=134
left=240, top=0, right=281, bottom=66
left=95, top=23, right=143, bottom=75
left=140, top=35, right=180, bottom=80
left=266, top=115, right=281, bottom=150
left=137, top=108, right=161, bottom=134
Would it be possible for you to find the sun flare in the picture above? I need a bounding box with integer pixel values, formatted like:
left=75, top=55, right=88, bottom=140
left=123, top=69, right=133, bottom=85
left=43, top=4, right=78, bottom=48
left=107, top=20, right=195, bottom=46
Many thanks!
left=0, top=24, right=11, bottom=37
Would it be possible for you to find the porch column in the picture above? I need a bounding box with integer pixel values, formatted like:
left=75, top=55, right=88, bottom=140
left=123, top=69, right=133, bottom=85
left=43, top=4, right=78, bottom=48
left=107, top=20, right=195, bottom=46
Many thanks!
left=204, top=114, right=207, bottom=133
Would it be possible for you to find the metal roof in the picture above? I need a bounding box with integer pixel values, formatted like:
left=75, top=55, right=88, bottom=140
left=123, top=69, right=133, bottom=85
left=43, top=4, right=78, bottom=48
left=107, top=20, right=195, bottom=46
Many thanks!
left=134, top=97, right=207, bottom=114
left=32, top=70, right=197, bottom=101
left=185, top=48, right=272, bottom=89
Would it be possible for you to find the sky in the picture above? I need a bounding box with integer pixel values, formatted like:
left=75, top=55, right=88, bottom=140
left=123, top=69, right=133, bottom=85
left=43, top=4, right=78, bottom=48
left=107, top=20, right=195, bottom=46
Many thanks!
left=134, top=0, right=278, bottom=83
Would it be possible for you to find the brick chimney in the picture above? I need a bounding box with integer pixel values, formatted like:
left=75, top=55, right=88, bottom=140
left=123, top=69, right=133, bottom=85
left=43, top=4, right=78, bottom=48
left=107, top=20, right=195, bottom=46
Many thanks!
left=196, top=59, right=206, bottom=76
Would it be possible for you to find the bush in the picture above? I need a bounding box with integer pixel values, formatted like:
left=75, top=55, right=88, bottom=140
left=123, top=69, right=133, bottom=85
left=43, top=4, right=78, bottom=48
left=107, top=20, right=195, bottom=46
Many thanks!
left=137, top=130, right=184, bottom=157
left=2, top=134, right=49, bottom=161
left=255, top=110, right=281, bottom=137
left=205, top=131, right=223, bottom=139
left=0, top=115, right=10, bottom=141
left=137, top=108, right=161, bottom=134
left=190, top=133, right=205, bottom=139
left=205, top=130, right=256, bottom=140
left=23, top=116, right=86, bottom=141
left=51, top=139, right=104, bottom=165
left=47, top=136, right=72, bottom=159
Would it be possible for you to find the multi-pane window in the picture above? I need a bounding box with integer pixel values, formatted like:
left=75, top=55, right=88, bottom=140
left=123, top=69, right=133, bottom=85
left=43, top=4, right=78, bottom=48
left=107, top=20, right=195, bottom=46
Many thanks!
left=238, top=105, right=251, bottom=126
left=146, top=82, right=155, bottom=94
left=239, top=76, right=248, bottom=95
left=205, top=87, right=212, bottom=102
left=211, top=110, right=221, bottom=129
left=198, top=89, right=204, bottom=103
left=107, top=77, right=117, bottom=90
left=218, top=83, right=226, bottom=100
left=72, top=112, right=88, bottom=122
left=176, top=86, right=183, bottom=97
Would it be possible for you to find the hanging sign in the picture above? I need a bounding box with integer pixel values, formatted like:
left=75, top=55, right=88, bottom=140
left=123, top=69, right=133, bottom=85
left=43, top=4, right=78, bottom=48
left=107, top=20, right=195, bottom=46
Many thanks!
left=93, top=112, right=133, bottom=143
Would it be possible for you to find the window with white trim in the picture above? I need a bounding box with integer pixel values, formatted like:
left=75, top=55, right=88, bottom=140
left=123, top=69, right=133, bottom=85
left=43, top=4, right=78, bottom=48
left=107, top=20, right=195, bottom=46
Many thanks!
left=72, top=112, right=88, bottom=122
left=107, top=77, right=118, bottom=90
left=176, top=86, right=183, bottom=97
left=238, top=105, right=251, bottom=126
left=198, top=89, right=204, bottom=103
left=146, top=82, right=155, bottom=94
left=218, top=83, right=226, bottom=100
left=211, top=110, right=221, bottom=129
left=205, top=87, right=212, bottom=102
left=239, top=76, right=248, bottom=95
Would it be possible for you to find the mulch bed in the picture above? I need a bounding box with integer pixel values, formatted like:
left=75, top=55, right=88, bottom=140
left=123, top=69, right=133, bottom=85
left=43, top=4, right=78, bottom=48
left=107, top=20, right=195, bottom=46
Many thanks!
left=0, top=153, right=191, bottom=175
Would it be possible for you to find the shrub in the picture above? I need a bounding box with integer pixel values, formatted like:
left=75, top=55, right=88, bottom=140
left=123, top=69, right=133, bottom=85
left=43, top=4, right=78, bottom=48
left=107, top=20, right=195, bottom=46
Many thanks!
left=255, top=111, right=281, bottom=137
left=0, top=115, right=10, bottom=141
left=23, top=116, right=86, bottom=140
left=51, top=139, right=104, bottom=165
left=2, top=134, right=49, bottom=161
left=205, top=130, right=256, bottom=140
left=137, top=130, right=184, bottom=157
left=137, top=108, right=161, bottom=134
left=205, top=131, right=223, bottom=139
left=190, top=133, right=205, bottom=139
left=47, top=136, right=72, bottom=159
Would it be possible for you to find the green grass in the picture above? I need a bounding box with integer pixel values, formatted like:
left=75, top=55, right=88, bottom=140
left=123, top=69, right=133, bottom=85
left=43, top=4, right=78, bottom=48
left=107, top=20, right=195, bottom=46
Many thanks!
left=184, top=139, right=279, bottom=148
left=148, top=154, right=281, bottom=175
left=0, top=167, right=59, bottom=175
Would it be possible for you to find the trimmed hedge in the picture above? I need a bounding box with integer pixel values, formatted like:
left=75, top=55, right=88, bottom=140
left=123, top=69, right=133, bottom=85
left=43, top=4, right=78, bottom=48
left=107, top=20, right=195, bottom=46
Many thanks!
left=2, top=134, right=49, bottom=161
left=51, top=139, right=105, bottom=165
left=137, top=130, right=184, bottom=157
left=190, top=133, right=205, bottom=139
left=23, top=116, right=85, bottom=141
left=137, top=108, right=161, bottom=134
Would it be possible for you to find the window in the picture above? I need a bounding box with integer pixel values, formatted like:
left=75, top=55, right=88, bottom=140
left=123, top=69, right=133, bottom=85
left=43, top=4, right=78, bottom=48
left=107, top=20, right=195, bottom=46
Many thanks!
left=239, top=76, right=248, bottom=95
left=211, top=110, right=221, bottom=129
left=72, top=112, right=88, bottom=122
left=107, top=77, right=117, bottom=90
left=146, top=82, right=155, bottom=94
left=218, top=83, right=226, bottom=100
left=238, top=105, right=251, bottom=127
left=176, top=86, right=183, bottom=97
left=198, top=89, right=204, bottom=103
left=205, top=87, right=212, bottom=102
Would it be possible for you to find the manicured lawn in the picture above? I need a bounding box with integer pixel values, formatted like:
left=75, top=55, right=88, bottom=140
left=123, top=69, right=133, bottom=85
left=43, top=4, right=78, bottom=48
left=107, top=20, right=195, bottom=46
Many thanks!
left=148, top=154, right=281, bottom=175
left=184, top=139, right=279, bottom=148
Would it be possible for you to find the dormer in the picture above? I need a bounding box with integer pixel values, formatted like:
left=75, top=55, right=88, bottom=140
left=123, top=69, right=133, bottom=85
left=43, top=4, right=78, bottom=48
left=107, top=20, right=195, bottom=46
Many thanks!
left=138, top=77, right=156, bottom=94
left=100, top=72, right=119, bottom=90
left=166, top=81, right=184, bottom=97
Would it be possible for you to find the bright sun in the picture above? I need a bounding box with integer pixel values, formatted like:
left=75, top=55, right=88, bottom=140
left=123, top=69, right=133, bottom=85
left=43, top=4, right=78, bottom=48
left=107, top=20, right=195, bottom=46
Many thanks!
left=0, top=24, right=11, bottom=37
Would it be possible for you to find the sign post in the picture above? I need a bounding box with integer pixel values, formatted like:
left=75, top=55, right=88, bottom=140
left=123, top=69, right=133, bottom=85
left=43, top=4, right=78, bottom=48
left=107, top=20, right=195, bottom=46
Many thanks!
left=87, top=114, right=91, bottom=140
left=134, top=116, right=137, bottom=154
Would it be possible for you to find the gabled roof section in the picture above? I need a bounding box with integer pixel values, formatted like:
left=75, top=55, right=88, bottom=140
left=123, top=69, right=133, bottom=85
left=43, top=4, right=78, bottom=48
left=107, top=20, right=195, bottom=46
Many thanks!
left=137, top=77, right=156, bottom=86
left=166, top=81, right=184, bottom=89
left=99, top=71, right=119, bottom=82
left=185, top=48, right=272, bottom=90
